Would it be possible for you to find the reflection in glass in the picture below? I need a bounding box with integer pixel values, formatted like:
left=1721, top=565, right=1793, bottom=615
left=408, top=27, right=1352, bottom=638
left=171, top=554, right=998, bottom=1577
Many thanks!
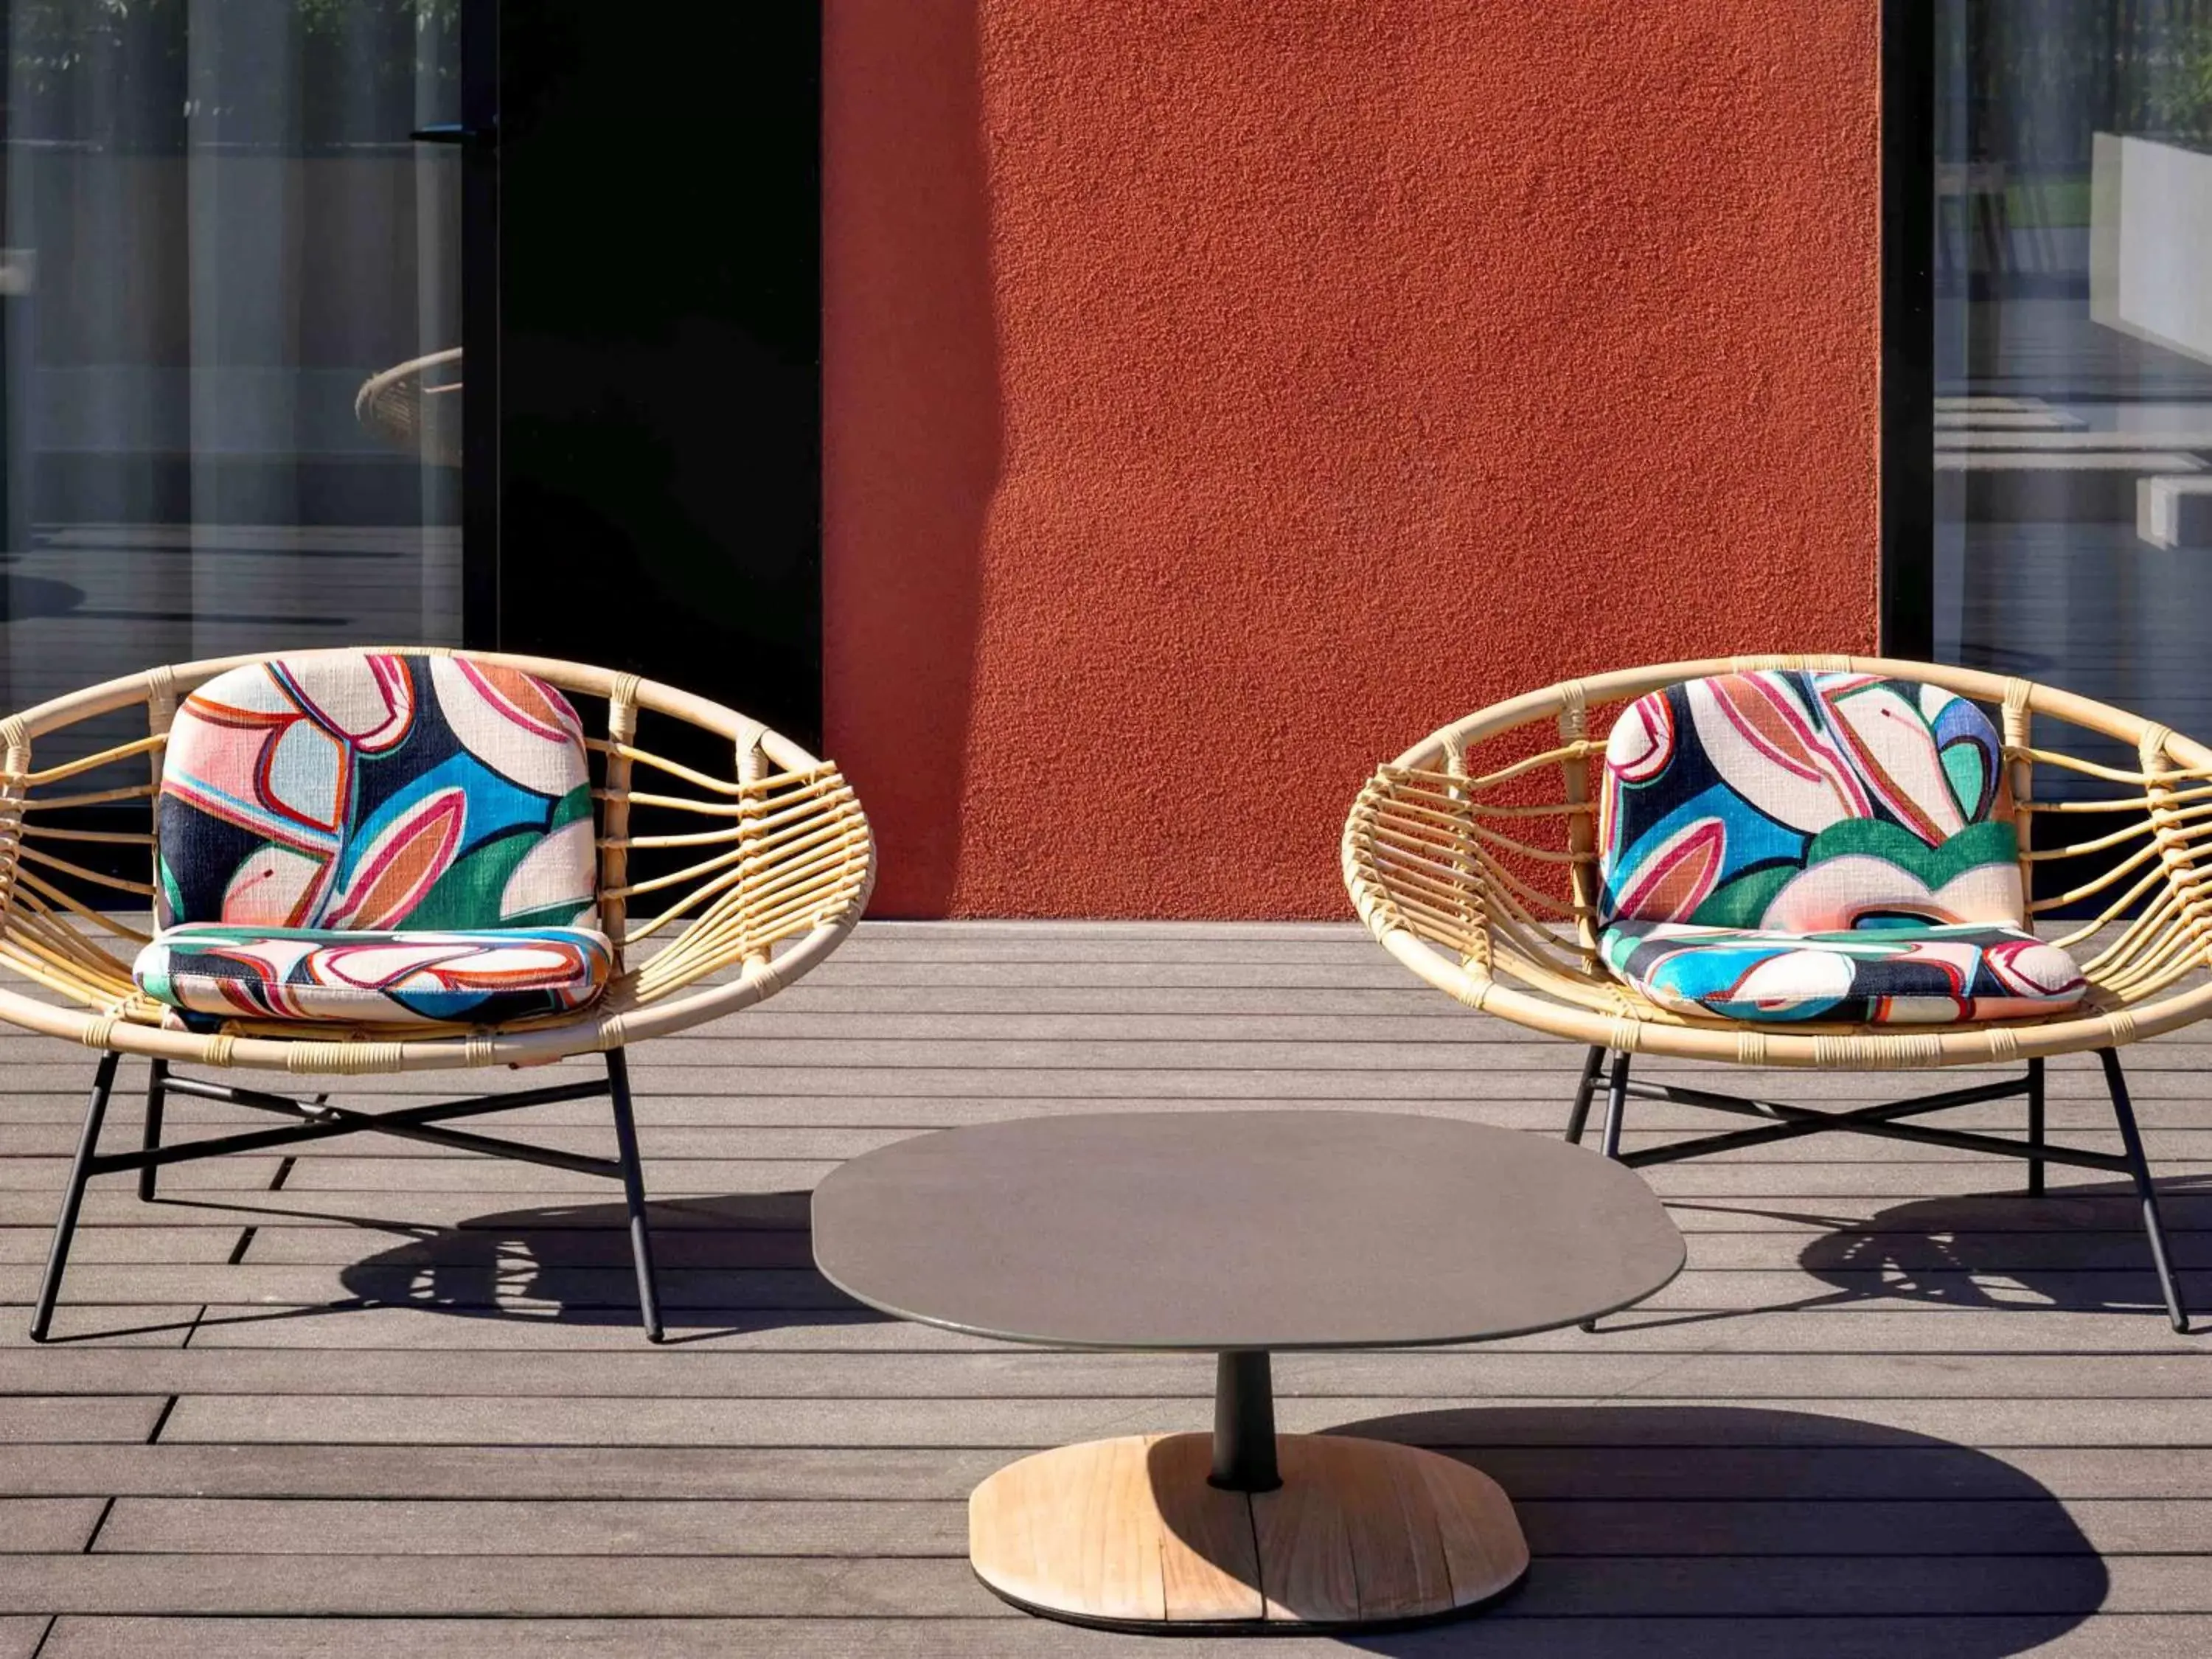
left=1935, top=0, right=2212, bottom=756
left=0, top=0, right=463, bottom=734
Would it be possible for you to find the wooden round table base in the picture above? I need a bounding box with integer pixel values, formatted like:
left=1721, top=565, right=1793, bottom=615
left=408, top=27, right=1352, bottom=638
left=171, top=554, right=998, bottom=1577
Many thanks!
left=968, top=1432, right=1530, bottom=1632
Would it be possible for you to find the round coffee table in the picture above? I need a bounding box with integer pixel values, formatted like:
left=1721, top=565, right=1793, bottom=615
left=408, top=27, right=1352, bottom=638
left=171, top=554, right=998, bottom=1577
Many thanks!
left=812, top=1110, right=1684, bottom=1633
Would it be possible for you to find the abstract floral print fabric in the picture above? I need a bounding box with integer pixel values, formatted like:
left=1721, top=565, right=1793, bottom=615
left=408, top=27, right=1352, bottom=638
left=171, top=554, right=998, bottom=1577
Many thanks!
left=141, top=651, right=605, bottom=1026
left=135, top=925, right=612, bottom=1028
left=1602, top=920, right=2086, bottom=1025
left=1594, top=670, right=2086, bottom=1023
left=157, top=653, right=598, bottom=936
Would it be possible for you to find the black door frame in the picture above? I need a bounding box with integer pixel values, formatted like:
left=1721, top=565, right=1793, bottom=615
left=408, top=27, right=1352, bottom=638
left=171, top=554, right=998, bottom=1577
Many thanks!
left=459, top=1, right=824, bottom=745
left=1881, top=0, right=1935, bottom=661
left=460, top=0, right=500, bottom=650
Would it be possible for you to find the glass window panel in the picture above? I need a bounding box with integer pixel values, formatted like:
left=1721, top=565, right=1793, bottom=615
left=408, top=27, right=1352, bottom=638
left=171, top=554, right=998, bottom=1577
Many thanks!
left=1935, top=0, right=2212, bottom=771
left=0, top=0, right=463, bottom=743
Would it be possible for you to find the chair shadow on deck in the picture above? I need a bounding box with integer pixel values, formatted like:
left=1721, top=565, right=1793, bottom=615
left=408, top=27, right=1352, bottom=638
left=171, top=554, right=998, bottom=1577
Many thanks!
left=319, top=1193, right=880, bottom=1342
left=1323, top=1405, right=2104, bottom=1658
left=1793, top=1177, right=2211, bottom=1318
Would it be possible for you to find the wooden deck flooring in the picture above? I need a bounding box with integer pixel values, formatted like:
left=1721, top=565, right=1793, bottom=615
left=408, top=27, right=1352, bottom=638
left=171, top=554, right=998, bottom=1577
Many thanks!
left=1, top=920, right=2209, bottom=1657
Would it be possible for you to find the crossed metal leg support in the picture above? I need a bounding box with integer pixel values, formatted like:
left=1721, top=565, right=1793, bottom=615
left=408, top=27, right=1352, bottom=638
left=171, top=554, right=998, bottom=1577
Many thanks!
left=1565, top=1043, right=2191, bottom=1333
left=29, top=1048, right=664, bottom=1344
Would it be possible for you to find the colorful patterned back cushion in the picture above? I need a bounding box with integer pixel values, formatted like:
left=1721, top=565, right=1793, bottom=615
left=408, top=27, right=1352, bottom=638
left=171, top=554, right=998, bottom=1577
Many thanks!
left=1598, top=670, right=2020, bottom=933
left=159, top=653, right=598, bottom=934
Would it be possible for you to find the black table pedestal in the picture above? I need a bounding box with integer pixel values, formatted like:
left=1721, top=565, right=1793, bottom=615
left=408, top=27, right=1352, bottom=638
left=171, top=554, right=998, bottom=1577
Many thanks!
left=1209, top=1350, right=1281, bottom=1492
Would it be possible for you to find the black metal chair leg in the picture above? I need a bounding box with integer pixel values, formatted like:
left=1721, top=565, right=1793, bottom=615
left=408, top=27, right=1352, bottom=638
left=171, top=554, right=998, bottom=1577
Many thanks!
left=139, top=1060, right=170, bottom=1203
left=1582, top=1050, right=1635, bottom=1333
left=2025, top=1057, right=2045, bottom=1198
left=1598, top=1049, right=1632, bottom=1162
left=2098, top=1048, right=2188, bottom=1333
left=605, top=1047, right=665, bottom=1343
left=31, top=1051, right=122, bottom=1343
left=1564, top=1046, right=1607, bottom=1145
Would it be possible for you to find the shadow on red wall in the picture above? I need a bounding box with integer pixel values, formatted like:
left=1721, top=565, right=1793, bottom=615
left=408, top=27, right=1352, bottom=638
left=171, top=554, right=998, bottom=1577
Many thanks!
left=826, top=4, right=1880, bottom=919
left=822, top=0, right=999, bottom=917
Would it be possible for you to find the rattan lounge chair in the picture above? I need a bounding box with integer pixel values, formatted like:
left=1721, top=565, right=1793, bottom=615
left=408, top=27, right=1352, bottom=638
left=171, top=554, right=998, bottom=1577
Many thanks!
left=1344, top=654, right=2205, bottom=1331
left=9, top=648, right=872, bottom=1341
left=355, top=348, right=463, bottom=467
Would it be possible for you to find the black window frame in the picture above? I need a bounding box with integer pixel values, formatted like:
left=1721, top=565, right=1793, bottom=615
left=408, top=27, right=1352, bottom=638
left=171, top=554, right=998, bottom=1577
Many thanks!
left=1881, top=0, right=1936, bottom=661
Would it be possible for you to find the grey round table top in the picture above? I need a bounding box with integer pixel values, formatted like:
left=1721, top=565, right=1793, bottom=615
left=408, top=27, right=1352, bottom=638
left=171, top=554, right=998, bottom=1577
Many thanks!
left=811, top=1111, right=1686, bottom=1352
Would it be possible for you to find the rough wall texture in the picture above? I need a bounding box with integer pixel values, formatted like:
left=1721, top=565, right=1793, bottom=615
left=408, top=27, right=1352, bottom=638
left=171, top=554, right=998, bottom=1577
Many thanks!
left=824, top=1, right=1881, bottom=918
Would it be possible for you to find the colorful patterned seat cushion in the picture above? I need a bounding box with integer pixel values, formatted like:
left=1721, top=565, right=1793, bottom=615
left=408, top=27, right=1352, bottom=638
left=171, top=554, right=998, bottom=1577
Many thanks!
left=1595, top=669, right=2084, bottom=1025
left=1602, top=920, right=2087, bottom=1025
left=158, top=652, right=597, bottom=934
left=133, top=925, right=612, bottom=1027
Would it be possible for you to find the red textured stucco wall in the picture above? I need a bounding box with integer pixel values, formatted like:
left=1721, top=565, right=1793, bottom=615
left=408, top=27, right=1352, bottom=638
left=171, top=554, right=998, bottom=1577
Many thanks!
left=824, top=1, right=1880, bottom=918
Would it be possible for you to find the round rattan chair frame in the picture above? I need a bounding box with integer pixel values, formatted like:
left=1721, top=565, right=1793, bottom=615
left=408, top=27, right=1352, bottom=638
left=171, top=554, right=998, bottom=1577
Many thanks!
left=355, top=347, right=463, bottom=468
left=1343, top=653, right=2203, bottom=1330
left=11, top=647, right=874, bottom=1343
